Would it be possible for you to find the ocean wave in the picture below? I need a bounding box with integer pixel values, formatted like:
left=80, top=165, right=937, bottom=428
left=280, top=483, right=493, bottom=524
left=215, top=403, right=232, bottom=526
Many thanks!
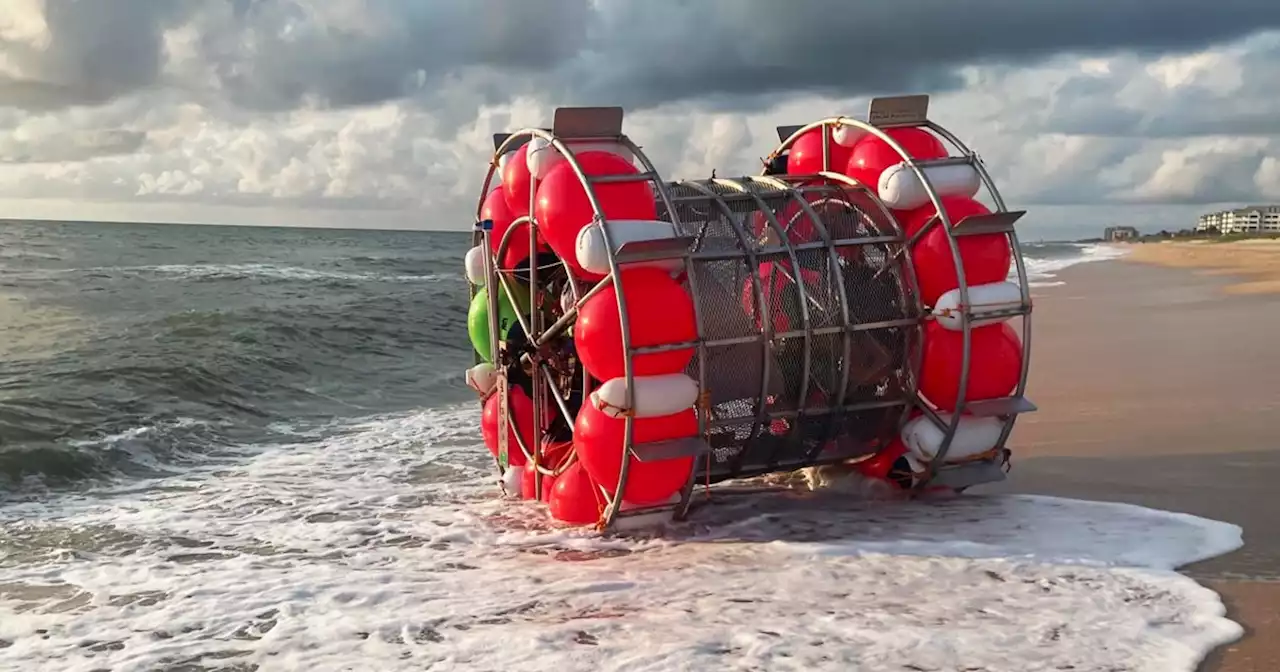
left=1020, top=243, right=1129, bottom=286
left=0, top=294, right=473, bottom=488
left=0, top=405, right=1243, bottom=671
left=45, top=263, right=456, bottom=285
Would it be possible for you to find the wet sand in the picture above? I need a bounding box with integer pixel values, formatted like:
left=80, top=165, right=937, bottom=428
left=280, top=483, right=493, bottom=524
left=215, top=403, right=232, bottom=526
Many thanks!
left=989, top=258, right=1280, bottom=671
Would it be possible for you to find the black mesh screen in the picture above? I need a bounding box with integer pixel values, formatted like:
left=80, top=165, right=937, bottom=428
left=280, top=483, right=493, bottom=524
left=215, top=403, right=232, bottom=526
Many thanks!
left=655, top=176, right=922, bottom=483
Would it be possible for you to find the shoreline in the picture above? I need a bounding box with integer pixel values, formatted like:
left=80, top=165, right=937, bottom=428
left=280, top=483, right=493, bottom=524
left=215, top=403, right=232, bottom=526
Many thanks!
left=999, top=255, right=1280, bottom=671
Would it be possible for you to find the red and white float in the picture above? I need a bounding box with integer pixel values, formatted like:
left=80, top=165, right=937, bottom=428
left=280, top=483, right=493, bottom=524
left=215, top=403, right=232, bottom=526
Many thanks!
left=464, top=95, right=1034, bottom=529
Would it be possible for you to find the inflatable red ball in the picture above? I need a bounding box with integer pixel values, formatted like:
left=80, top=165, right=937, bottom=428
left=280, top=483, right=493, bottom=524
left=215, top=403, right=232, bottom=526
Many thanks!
left=521, top=466, right=557, bottom=501
left=575, top=267, right=696, bottom=381
left=910, top=199, right=1012, bottom=306
left=919, top=320, right=1022, bottom=412
left=574, top=401, right=696, bottom=505
left=534, top=151, right=657, bottom=279
left=480, top=387, right=534, bottom=467
left=501, top=144, right=533, bottom=217
left=482, top=185, right=549, bottom=269
left=845, top=128, right=947, bottom=191
left=548, top=461, right=603, bottom=525
left=855, top=437, right=909, bottom=482
left=900, top=194, right=991, bottom=239
left=787, top=127, right=852, bottom=176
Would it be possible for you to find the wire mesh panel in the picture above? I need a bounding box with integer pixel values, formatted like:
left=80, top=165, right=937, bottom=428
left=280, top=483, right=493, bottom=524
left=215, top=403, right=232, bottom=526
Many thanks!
left=655, top=176, right=921, bottom=483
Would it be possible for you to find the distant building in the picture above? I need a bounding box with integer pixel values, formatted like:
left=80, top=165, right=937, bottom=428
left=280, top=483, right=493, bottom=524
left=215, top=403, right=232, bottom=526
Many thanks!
left=1103, top=226, right=1139, bottom=242
left=1196, top=205, right=1280, bottom=234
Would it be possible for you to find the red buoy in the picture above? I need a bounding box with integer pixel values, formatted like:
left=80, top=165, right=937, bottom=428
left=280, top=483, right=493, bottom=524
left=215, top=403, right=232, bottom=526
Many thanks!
left=787, top=127, right=853, bottom=176
left=548, top=461, right=604, bottom=525
left=844, top=128, right=947, bottom=191
left=919, top=320, right=1022, bottom=412
left=574, top=401, right=696, bottom=505
left=574, top=267, right=696, bottom=381
left=534, top=151, right=657, bottom=279
left=480, top=387, right=534, bottom=467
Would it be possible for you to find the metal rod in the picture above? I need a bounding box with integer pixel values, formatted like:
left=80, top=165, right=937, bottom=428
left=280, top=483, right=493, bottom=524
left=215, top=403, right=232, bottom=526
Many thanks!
left=751, top=175, right=833, bottom=469
left=539, top=363, right=576, bottom=429
left=928, top=121, right=1033, bottom=457
left=775, top=115, right=973, bottom=490
left=533, top=131, right=635, bottom=527
left=528, top=167, right=543, bottom=499
left=534, top=273, right=614, bottom=347
left=707, top=399, right=906, bottom=428
left=610, top=137, right=706, bottom=522
left=590, top=171, right=658, bottom=184
left=788, top=183, right=854, bottom=461
left=686, top=178, right=775, bottom=479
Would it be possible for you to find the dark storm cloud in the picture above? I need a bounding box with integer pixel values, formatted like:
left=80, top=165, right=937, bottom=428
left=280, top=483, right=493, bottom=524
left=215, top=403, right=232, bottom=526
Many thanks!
left=0, top=0, right=199, bottom=109
left=200, top=0, right=1280, bottom=113
left=198, top=0, right=592, bottom=111
left=566, top=0, right=1280, bottom=109
left=8, top=0, right=1278, bottom=114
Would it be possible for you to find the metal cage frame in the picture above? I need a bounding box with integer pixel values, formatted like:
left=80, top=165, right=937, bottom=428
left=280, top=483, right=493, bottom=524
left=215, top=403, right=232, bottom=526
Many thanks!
left=762, top=94, right=1036, bottom=492
left=470, top=95, right=1035, bottom=531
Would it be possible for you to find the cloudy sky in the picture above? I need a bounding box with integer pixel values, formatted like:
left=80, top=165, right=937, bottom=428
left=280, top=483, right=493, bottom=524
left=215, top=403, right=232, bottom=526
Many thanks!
left=2, top=0, right=1279, bottom=240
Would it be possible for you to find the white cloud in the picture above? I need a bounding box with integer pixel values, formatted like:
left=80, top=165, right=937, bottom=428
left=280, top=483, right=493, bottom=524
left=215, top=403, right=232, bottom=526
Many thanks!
left=0, top=2, right=1277, bottom=240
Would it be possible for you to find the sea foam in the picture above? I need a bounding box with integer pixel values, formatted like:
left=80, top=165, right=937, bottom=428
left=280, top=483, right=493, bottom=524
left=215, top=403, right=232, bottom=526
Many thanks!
left=0, top=404, right=1243, bottom=672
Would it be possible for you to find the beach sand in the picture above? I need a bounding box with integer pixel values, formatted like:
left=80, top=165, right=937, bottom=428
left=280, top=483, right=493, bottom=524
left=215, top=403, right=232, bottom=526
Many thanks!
left=990, top=256, right=1280, bottom=671
left=1125, top=238, right=1280, bottom=295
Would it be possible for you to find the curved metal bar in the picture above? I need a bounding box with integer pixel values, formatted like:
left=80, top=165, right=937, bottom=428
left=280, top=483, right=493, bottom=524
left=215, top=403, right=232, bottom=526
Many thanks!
left=514, top=131, right=636, bottom=527
left=924, top=122, right=1033, bottom=459
left=750, top=175, right=852, bottom=465
left=702, top=178, right=812, bottom=475
left=526, top=159, right=544, bottom=499
left=814, top=170, right=926, bottom=437
left=472, top=155, right=506, bottom=477
left=770, top=116, right=974, bottom=488
left=611, top=136, right=706, bottom=520
left=681, top=179, right=772, bottom=476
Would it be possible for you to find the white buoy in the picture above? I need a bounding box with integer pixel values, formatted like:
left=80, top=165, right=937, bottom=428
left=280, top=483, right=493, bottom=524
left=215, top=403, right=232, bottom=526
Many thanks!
left=832, top=123, right=867, bottom=148
left=592, top=373, right=699, bottom=419
left=901, top=413, right=1003, bottom=463
left=465, top=362, right=498, bottom=397
left=501, top=465, right=523, bottom=495
left=464, top=245, right=486, bottom=285
left=931, top=281, right=1024, bottom=331
left=877, top=161, right=981, bottom=211
left=574, top=219, right=682, bottom=276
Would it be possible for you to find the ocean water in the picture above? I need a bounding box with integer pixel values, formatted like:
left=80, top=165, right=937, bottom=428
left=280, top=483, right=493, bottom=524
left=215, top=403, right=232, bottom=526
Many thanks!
left=1019, top=242, right=1130, bottom=287
left=0, top=221, right=474, bottom=487
left=0, top=221, right=1241, bottom=671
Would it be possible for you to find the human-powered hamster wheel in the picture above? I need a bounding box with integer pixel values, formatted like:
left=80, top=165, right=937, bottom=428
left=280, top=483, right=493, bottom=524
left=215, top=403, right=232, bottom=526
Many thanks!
left=463, top=96, right=1035, bottom=531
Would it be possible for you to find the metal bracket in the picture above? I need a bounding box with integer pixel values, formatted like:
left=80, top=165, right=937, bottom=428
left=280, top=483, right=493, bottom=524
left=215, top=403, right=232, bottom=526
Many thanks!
left=775, top=125, right=804, bottom=142
left=965, top=396, right=1037, bottom=417
left=492, top=131, right=547, bottom=152
left=614, top=235, right=696, bottom=265
left=910, top=155, right=975, bottom=169
left=929, top=458, right=1007, bottom=490
left=631, top=437, right=710, bottom=462
left=552, top=107, right=624, bottom=139
left=868, top=94, right=930, bottom=126
left=951, top=210, right=1025, bottom=237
